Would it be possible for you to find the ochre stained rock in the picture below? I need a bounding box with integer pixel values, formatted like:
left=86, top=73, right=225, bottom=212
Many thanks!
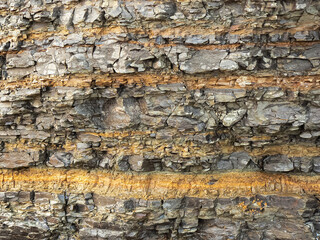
left=1, top=168, right=319, bottom=200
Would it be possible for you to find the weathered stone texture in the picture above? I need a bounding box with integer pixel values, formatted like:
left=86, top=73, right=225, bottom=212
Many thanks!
left=0, top=0, right=320, bottom=239
left=0, top=191, right=318, bottom=239
left=0, top=86, right=320, bottom=172
left=0, top=0, right=319, bottom=78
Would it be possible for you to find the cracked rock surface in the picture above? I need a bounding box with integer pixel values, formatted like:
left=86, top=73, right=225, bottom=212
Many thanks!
left=0, top=0, right=320, bottom=239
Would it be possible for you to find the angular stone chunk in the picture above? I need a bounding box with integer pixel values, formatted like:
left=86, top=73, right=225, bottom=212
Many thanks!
left=0, top=88, right=40, bottom=102
left=154, top=2, right=177, bottom=19
left=278, top=59, right=312, bottom=71
left=48, top=152, right=72, bottom=168
left=77, top=133, right=101, bottom=143
left=163, top=198, right=182, bottom=210
left=300, top=131, right=312, bottom=138
left=136, top=2, right=176, bottom=20
left=158, top=83, right=186, bottom=92
left=136, top=2, right=156, bottom=19
left=222, top=109, right=246, bottom=126
left=145, top=94, right=179, bottom=116
left=246, top=102, right=306, bottom=126
left=36, top=62, right=60, bottom=76
left=167, top=116, right=204, bottom=131
left=128, top=155, right=143, bottom=171
left=128, top=155, right=153, bottom=171
left=0, top=151, right=39, bottom=168
left=74, top=98, right=105, bottom=129
left=67, top=53, right=93, bottom=73
left=263, top=155, right=294, bottom=172
left=113, top=44, right=154, bottom=73
left=97, top=229, right=124, bottom=238
left=6, top=66, right=35, bottom=79
left=304, top=44, right=320, bottom=59
left=64, top=33, right=84, bottom=45
left=93, top=195, right=116, bottom=208
left=34, top=192, right=56, bottom=204
left=270, top=47, right=290, bottom=58
left=92, top=44, right=121, bottom=72
left=227, top=50, right=252, bottom=68
left=229, top=152, right=251, bottom=169
left=180, top=50, right=227, bottom=73
left=217, top=158, right=233, bottom=170
left=305, top=106, right=320, bottom=130
left=73, top=6, right=88, bottom=25
left=261, top=195, right=304, bottom=209
left=104, top=98, right=141, bottom=130
left=219, top=59, right=239, bottom=71
left=86, top=7, right=104, bottom=24
left=262, top=88, right=285, bottom=99
left=6, top=51, right=35, bottom=68
left=313, top=157, right=320, bottom=173
left=199, top=218, right=240, bottom=239
left=205, top=89, right=246, bottom=103
left=185, top=36, right=209, bottom=45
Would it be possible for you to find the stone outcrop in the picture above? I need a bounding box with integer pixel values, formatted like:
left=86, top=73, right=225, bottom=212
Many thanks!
left=0, top=0, right=320, bottom=239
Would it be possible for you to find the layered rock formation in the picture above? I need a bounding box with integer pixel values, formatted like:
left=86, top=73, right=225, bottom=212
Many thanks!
left=0, top=0, right=320, bottom=239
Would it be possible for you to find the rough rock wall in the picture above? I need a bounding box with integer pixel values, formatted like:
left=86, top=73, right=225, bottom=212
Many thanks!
left=0, top=0, right=320, bottom=239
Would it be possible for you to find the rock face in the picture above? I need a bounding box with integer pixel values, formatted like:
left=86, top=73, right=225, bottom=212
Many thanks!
left=0, top=0, right=320, bottom=239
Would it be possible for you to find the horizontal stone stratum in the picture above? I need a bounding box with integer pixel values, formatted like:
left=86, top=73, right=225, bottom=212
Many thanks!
left=0, top=0, right=320, bottom=239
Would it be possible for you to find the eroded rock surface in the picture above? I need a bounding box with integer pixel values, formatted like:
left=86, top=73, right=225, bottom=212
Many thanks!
left=0, top=0, right=320, bottom=239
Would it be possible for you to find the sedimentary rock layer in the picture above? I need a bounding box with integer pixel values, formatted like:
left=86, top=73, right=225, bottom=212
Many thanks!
left=0, top=168, right=319, bottom=239
left=1, top=85, right=320, bottom=173
left=2, top=168, right=320, bottom=199
left=1, top=0, right=320, bottom=239
left=0, top=190, right=318, bottom=239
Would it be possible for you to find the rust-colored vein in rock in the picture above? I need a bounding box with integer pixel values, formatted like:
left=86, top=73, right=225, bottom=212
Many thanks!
left=1, top=168, right=319, bottom=200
